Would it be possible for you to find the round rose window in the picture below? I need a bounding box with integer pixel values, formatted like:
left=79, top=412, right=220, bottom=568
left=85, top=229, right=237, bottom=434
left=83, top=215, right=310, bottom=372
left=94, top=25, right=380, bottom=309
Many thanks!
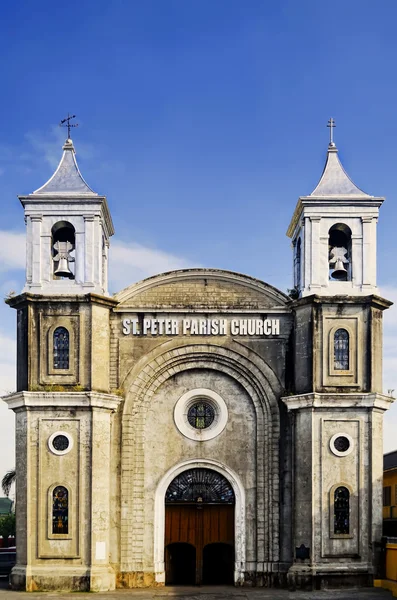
left=52, top=434, right=70, bottom=452
left=187, top=401, right=215, bottom=429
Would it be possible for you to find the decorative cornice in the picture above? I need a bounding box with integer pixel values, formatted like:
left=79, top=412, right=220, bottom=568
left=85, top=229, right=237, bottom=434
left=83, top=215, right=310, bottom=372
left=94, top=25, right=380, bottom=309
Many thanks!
left=281, top=392, right=394, bottom=411
left=19, top=195, right=114, bottom=238
left=6, top=292, right=118, bottom=309
left=2, top=391, right=122, bottom=412
left=286, top=195, right=384, bottom=239
left=289, top=294, right=393, bottom=311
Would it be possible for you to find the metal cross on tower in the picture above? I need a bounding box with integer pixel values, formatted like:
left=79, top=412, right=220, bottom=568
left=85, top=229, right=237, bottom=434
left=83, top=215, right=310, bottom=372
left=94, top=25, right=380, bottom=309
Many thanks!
left=60, top=113, right=78, bottom=139
left=327, top=117, right=336, bottom=146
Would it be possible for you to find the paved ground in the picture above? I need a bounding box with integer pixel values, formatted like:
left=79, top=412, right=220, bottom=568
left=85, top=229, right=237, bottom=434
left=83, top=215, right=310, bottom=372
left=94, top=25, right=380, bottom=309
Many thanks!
left=0, top=582, right=392, bottom=599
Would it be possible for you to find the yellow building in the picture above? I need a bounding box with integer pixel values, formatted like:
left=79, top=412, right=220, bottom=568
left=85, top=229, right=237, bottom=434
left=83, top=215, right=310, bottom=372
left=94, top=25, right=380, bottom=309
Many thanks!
left=384, top=451, right=397, bottom=536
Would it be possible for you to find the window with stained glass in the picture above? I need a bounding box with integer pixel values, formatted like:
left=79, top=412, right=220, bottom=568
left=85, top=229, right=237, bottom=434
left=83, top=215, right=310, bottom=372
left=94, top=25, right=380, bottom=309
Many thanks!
left=53, top=327, right=69, bottom=370
left=165, top=468, right=235, bottom=504
left=187, top=401, right=215, bottom=429
left=334, top=328, right=349, bottom=370
left=334, top=486, right=350, bottom=534
left=52, top=486, right=68, bottom=534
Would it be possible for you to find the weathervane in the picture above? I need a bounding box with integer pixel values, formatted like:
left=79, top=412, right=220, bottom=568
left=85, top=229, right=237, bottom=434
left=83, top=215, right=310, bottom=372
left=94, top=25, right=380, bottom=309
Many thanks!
left=327, top=117, right=336, bottom=146
left=60, top=113, right=78, bottom=139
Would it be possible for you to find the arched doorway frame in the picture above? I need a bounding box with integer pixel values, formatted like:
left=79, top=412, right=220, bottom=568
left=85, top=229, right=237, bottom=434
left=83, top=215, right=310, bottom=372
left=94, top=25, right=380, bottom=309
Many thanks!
left=154, top=458, right=245, bottom=584
left=119, top=341, right=283, bottom=576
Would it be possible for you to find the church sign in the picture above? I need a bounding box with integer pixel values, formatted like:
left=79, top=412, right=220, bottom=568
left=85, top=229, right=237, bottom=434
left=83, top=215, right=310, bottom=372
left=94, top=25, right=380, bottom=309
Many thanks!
left=122, top=317, right=280, bottom=336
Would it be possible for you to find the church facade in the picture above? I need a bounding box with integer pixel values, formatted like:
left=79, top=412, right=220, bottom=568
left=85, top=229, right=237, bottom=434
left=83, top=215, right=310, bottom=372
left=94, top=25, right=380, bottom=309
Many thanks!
left=3, top=132, right=393, bottom=592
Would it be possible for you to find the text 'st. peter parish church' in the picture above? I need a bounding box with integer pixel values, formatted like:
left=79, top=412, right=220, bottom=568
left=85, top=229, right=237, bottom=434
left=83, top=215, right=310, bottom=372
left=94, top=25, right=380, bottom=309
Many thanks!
left=3, top=124, right=393, bottom=591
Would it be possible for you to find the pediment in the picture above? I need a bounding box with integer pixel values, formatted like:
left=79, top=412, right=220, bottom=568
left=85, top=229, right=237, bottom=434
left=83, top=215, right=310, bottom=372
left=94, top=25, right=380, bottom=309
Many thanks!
left=114, top=269, right=289, bottom=311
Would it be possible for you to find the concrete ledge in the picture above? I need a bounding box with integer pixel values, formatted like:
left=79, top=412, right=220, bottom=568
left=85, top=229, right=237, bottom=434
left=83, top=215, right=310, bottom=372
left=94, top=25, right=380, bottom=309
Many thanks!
left=10, top=564, right=115, bottom=592
left=282, top=391, right=394, bottom=411
left=2, top=390, right=122, bottom=411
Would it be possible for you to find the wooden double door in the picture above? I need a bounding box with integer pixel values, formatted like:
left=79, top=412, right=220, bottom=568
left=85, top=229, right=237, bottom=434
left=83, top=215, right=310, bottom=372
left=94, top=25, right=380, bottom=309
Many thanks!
left=165, top=504, right=234, bottom=585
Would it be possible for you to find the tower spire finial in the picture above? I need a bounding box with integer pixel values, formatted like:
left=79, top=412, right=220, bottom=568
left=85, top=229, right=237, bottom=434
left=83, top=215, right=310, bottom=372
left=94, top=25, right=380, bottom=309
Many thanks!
left=327, top=117, right=336, bottom=148
left=60, top=113, right=78, bottom=140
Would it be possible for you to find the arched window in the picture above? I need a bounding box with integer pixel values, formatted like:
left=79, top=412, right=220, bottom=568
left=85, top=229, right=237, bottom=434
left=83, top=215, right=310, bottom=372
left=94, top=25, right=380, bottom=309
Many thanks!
left=52, top=486, right=68, bottom=534
left=334, top=328, right=349, bottom=370
left=294, top=237, right=301, bottom=288
left=165, top=468, right=235, bottom=504
left=52, top=221, right=75, bottom=279
left=328, top=223, right=352, bottom=281
left=334, top=486, right=350, bottom=534
left=53, top=327, right=69, bottom=370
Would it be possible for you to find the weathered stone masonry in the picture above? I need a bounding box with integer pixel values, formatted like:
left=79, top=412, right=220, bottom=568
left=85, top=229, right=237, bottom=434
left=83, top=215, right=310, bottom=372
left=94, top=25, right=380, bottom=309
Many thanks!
left=3, top=134, right=393, bottom=592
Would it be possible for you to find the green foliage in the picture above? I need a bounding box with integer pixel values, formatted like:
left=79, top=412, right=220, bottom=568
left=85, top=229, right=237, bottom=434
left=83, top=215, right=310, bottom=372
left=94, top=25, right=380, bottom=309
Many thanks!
left=1, top=470, right=15, bottom=497
left=4, top=290, right=16, bottom=302
left=0, top=514, right=15, bottom=546
left=72, top=384, right=85, bottom=392
left=110, top=388, right=124, bottom=397
left=287, top=287, right=300, bottom=300
left=29, top=384, right=88, bottom=392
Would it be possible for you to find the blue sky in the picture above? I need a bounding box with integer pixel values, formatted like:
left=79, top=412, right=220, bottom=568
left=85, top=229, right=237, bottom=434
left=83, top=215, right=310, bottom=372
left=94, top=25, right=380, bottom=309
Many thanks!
left=1, top=0, right=397, bottom=476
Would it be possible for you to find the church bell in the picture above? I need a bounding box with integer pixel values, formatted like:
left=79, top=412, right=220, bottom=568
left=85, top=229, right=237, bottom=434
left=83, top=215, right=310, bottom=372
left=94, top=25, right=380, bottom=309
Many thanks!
left=332, top=258, right=348, bottom=280
left=54, top=256, right=73, bottom=277
left=53, top=240, right=75, bottom=278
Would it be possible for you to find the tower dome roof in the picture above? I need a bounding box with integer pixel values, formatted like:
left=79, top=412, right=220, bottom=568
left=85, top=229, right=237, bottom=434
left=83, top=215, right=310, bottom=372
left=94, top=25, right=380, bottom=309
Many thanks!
left=33, top=138, right=97, bottom=196
left=310, top=143, right=371, bottom=198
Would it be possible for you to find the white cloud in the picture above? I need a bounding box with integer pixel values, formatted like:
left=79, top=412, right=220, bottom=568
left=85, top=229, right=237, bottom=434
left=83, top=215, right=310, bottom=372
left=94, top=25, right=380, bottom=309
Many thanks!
left=0, top=230, right=197, bottom=289
left=0, top=332, right=16, bottom=396
left=0, top=125, right=95, bottom=180
left=0, top=229, right=395, bottom=454
left=0, top=331, right=17, bottom=476
left=109, top=241, right=198, bottom=292
left=24, top=126, right=96, bottom=170
left=0, top=231, right=25, bottom=272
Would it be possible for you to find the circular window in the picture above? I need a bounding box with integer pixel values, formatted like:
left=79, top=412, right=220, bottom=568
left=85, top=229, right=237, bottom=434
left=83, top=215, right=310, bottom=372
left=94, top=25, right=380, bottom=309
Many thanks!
left=48, top=431, right=73, bottom=456
left=52, top=434, right=70, bottom=452
left=330, top=433, right=354, bottom=457
left=187, top=401, right=215, bottom=429
left=174, top=388, right=228, bottom=441
left=333, top=436, right=350, bottom=452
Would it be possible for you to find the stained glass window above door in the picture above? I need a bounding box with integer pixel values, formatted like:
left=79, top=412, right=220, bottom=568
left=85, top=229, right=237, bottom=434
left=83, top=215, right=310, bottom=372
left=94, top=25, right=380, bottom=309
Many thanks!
left=165, top=468, right=235, bottom=504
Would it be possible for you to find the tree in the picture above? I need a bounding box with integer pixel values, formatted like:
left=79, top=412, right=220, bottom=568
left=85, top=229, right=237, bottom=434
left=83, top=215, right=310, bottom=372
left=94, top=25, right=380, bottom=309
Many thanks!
left=0, top=514, right=15, bottom=547
left=1, top=469, right=15, bottom=498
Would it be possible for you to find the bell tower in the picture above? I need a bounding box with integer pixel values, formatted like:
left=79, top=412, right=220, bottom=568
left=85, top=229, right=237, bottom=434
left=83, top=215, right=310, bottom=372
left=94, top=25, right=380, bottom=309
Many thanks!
left=4, top=130, right=120, bottom=592
left=287, top=119, right=384, bottom=297
left=19, top=136, right=114, bottom=295
left=283, top=121, right=393, bottom=589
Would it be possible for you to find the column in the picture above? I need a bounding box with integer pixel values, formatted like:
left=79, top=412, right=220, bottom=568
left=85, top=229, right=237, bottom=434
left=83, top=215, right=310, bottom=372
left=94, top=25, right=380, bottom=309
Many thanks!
left=362, top=216, right=374, bottom=290
left=309, top=216, right=321, bottom=291
left=351, top=233, right=362, bottom=288
left=31, top=216, right=42, bottom=288
left=74, top=219, right=85, bottom=285
left=93, top=216, right=102, bottom=286
left=84, top=215, right=95, bottom=285
left=89, top=406, right=115, bottom=591
left=303, top=217, right=311, bottom=292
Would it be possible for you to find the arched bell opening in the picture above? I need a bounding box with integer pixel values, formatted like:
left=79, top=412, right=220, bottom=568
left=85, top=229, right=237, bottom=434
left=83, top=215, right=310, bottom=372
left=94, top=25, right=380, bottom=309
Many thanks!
left=328, top=223, right=352, bottom=281
left=51, top=221, right=75, bottom=279
left=164, top=468, right=235, bottom=585
left=294, top=236, right=302, bottom=290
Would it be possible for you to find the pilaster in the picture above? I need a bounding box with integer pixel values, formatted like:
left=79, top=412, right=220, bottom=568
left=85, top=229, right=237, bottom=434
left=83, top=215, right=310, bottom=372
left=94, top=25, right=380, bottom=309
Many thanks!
left=3, top=391, right=122, bottom=592
left=282, top=392, right=393, bottom=589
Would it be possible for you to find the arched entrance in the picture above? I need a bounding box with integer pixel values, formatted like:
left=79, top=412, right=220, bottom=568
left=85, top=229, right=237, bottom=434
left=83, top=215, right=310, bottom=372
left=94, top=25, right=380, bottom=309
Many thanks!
left=165, top=468, right=235, bottom=585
